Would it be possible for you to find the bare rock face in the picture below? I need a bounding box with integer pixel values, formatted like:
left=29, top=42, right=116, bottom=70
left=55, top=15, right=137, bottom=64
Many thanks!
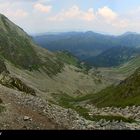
left=0, top=58, right=36, bottom=95
left=9, top=77, right=36, bottom=96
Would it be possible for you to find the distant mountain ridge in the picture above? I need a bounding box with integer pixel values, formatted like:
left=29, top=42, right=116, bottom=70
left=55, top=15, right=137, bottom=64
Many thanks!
left=33, top=31, right=140, bottom=67
left=33, top=31, right=118, bottom=59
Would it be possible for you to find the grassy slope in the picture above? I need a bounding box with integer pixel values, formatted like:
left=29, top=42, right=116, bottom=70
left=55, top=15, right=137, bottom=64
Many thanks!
left=97, top=55, right=140, bottom=85
left=6, top=59, right=110, bottom=99
left=56, top=51, right=80, bottom=67
left=51, top=92, right=135, bottom=122
left=48, top=66, right=140, bottom=120
left=55, top=51, right=90, bottom=73
left=0, top=14, right=64, bottom=76
left=0, top=14, right=40, bottom=70
left=111, top=55, right=140, bottom=75
left=54, top=60, right=140, bottom=108
left=88, top=67, right=140, bottom=107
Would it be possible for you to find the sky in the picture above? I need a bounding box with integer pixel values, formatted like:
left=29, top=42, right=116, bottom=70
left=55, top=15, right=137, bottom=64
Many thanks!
left=0, top=0, right=140, bottom=35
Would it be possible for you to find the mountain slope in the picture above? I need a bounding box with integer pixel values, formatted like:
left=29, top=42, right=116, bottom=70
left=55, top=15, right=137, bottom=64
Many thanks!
left=55, top=51, right=91, bottom=72
left=96, top=55, right=140, bottom=85
left=0, top=14, right=40, bottom=70
left=0, top=13, right=110, bottom=99
left=88, top=67, right=140, bottom=107
left=115, top=55, right=140, bottom=74
left=0, top=14, right=64, bottom=76
left=86, top=46, right=139, bottom=67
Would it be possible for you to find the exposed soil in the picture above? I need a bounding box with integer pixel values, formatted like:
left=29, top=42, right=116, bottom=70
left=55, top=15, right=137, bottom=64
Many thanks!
left=0, top=86, right=61, bottom=130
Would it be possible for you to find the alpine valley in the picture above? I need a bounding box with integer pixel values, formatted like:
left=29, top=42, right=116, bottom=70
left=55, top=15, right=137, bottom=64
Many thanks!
left=1, top=13, right=140, bottom=130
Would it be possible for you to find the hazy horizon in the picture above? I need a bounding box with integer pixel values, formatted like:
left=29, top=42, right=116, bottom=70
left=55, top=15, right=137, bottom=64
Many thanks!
left=1, top=0, right=140, bottom=35
left=31, top=30, right=139, bottom=36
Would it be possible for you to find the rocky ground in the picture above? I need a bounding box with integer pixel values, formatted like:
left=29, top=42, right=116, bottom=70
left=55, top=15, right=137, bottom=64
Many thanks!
left=1, top=84, right=140, bottom=130
left=85, top=104, right=140, bottom=120
left=0, top=85, right=60, bottom=130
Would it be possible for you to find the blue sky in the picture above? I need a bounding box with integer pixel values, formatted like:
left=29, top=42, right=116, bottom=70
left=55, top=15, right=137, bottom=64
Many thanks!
left=0, top=0, right=140, bottom=35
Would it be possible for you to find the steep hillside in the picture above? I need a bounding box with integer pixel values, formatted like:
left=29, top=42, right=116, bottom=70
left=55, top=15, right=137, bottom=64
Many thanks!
left=0, top=13, right=110, bottom=100
left=86, top=46, right=139, bottom=67
left=0, top=14, right=40, bottom=70
left=88, top=67, right=140, bottom=107
left=0, top=14, right=63, bottom=76
left=97, top=55, right=140, bottom=84
left=55, top=51, right=91, bottom=72
left=115, top=55, right=140, bottom=74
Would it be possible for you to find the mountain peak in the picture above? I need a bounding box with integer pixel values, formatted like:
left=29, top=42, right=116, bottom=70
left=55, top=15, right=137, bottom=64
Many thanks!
left=122, top=31, right=138, bottom=36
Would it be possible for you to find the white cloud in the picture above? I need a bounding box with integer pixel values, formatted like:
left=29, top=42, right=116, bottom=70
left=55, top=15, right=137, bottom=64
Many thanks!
left=8, top=9, right=28, bottom=18
left=0, top=1, right=138, bottom=34
left=112, top=19, right=129, bottom=28
left=34, top=3, right=52, bottom=13
left=95, top=6, right=128, bottom=29
left=0, top=2, right=28, bottom=18
left=48, top=5, right=128, bottom=31
left=83, top=8, right=95, bottom=21
left=49, top=5, right=95, bottom=21
left=37, top=0, right=52, bottom=3
left=97, top=6, right=117, bottom=21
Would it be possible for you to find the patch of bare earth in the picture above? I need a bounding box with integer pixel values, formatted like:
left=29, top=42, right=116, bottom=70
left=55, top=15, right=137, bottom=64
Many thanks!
left=0, top=85, right=61, bottom=130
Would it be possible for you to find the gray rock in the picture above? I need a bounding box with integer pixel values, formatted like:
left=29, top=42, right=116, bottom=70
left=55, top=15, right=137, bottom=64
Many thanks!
left=23, top=116, right=32, bottom=121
